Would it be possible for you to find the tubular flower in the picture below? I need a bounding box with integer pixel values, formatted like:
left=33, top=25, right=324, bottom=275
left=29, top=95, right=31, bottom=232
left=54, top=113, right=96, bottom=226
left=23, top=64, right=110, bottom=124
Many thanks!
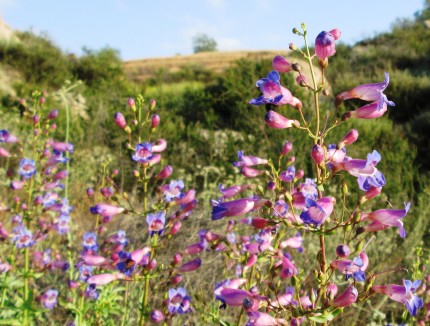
left=167, top=287, right=192, bottom=314
left=315, top=28, right=341, bottom=59
left=160, top=180, right=184, bottom=202
left=132, top=142, right=154, bottom=163
left=18, top=158, right=37, bottom=179
left=211, top=198, right=256, bottom=220
left=87, top=273, right=125, bottom=285
left=249, top=71, right=302, bottom=109
left=372, top=279, right=423, bottom=316
left=330, top=150, right=386, bottom=191
left=336, top=72, right=395, bottom=118
left=0, top=130, right=18, bottom=143
left=82, top=232, right=98, bottom=252
left=272, top=55, right=292, bottom=73
left=40, top=289, right=58, bottom=309
left=90, top=203, right=124, bottom=223
left=218, top=184, right=251, bottom=199
left=300, top=197, right=335, bottom=226
left=330, top=286, right=358, bottom=308
left=146, top=211, right=166, bottom=237
left=265, top=110, right=300, bottom=129
left=246, top=311, right=287, bottom=326
left=360, top=202, right=410, bottom=238
left=331, top=252, right=369, bottom=282
left=12, top=225, right=34, bottom=248
left=233, top=151, right=268, bottom=167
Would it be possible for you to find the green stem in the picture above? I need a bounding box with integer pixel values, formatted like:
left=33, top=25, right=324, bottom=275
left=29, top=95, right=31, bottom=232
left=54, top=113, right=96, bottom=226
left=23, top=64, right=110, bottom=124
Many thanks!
left=143, top=167, right=148, bottom=212
left=23, top=247, right=29, bottom=325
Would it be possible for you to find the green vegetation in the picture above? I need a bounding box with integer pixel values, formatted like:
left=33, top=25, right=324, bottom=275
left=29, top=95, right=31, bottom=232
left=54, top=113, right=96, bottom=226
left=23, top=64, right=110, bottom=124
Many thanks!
left=1, top=5, right=430, bottom=323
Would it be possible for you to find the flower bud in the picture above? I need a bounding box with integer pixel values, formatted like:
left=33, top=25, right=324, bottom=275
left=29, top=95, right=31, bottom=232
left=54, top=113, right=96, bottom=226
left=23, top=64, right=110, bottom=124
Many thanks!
left=280, top=141, right=293, bottom=156
left=155, top=165, right=173, bottom=180
left=33, top=115, right=40, bottom=124
left=289, top=43, right=297, bottom=51
left=311, top=144, right=325, bottom=164
left=150, top=310, right=164, bottom=324
left=336, top=244, right=350, bottom=258
left=178, top=258, right=202, bottom=273
left=272, top=55, right=292, bottom=73
left=172, top=253, right=182, bottom=265
left=267, top=181, right=276, bottom=191
left=47, top=109, right=58, bottom=120
left=114, top=112, right=127, bottom=129
left=151, top=114, right=160, bottom=128
left=39, top=97, right=46, bottom=104
left=170, top=274, right=182, bottom=285
left=296, top=74, right=307, bottom=87
left=292, top=63, right=301, bottom=72
left=150, top=99, right=156, bottom=110
left=127, top=98, right=136, bottom=111
left=339, top=129, right=359, bottom=148
left=86, top=187, right=94, bottom=198
left=170, top=221, right=181, bottom=235
left=265, top=110, right=299, bottom=129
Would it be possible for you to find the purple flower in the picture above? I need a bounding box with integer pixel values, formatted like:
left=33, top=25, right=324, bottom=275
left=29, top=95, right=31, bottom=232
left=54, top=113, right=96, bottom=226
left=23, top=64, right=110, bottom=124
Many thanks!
left=233, top=151, right=268, bottom=167
left=249, top=71, right=303, bottom=109
left=18, top=158, right=36, bottom=179
left=41, top=289, right=58, bottom=309
left=146, top=211, right=166, bottom=237
left=279, top=166, right=295, bottom=182
left=89, top=203, right=124, bottom=221
left=12, top=225, right=34, bottom=249
left=84, top=284, right=99, bottom=300
left=167, top=287, right=192, bottom=314
left=331, top=150, right=386, bottom=191
left=132, top=142, right=154, bottom=163
left=79, top=265, right=94, bottom=282
left=360, top=202, right=411, bottom=238
left=0, top=130, right=17, bottom=143
left=160, top=180, right=185, bottom=202
left=315, top=28, right=341, bottom=59
left=82, top=232, right=98, bottom=252
left=211, top=198, right=255, bottom=221
left=331, top=252, right=369, bottom=282
left=300, top=197, right=336, bottom=226
left=280, top=253, right=298, bottom=279
left=372, top=279, right=423, bottom=316
left=330, top=286, right=358, bottom=308
left=56, top=215, right=70, bottom=234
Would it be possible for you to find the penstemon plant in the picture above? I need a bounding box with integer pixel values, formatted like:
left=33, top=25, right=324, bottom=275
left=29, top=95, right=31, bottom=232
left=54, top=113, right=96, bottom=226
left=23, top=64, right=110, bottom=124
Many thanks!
left=0, top=89, right=75, bottom=325
left=71, top=95, right=201, bottom=325
left=200, top=24, right=424, bottom=325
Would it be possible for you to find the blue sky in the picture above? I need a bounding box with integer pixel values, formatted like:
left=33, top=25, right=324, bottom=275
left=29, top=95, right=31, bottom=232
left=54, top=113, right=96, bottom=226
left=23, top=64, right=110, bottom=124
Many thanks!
left=0, top=0, right=425, bottom=61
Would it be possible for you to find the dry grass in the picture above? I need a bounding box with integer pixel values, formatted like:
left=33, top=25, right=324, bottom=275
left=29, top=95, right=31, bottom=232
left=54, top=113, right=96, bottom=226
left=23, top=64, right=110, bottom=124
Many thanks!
left=123, top=50, right=286, bottom=82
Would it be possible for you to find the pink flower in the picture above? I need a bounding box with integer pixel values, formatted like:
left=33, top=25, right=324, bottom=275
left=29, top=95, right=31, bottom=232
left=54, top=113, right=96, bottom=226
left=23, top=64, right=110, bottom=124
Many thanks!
left=178, top=258, right=202, bottom=273
left=218, top=184, right=251, bottom=199
left=152, top=139, right=167, bottom=152
left=272, top=55, right=292, bottom=73
left=155, top=165, right=173, bottom=179
left=360, top=202, right=410, bottom=238
left=87, top=273, right=125, bottom=285
left=315, top=28, right=341, bottom=59
left=211, top=198, right=256, bottom=220
left=246, top=311, right=286, bottom=326
left=233, top=151, right=268, bottom=167
left=330, top=285, right=358, bottom=307
left=372, top=279, right=423, bottom=316
left=265, top=110, right=299, bottom=129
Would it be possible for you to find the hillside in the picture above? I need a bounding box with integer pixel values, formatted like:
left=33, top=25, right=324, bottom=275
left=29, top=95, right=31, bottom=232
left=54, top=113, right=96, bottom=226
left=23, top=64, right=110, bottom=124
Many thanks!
left=123, top=50, right=285, bottom=82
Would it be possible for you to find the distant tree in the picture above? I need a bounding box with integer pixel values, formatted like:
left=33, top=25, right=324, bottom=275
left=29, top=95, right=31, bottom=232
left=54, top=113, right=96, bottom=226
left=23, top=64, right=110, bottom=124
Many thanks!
left=192, top=33, right=217, bottom=53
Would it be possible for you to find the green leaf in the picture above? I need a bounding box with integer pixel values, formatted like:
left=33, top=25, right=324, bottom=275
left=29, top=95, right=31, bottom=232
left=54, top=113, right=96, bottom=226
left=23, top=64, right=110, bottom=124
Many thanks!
left=307, top=313, right=336, bottom=323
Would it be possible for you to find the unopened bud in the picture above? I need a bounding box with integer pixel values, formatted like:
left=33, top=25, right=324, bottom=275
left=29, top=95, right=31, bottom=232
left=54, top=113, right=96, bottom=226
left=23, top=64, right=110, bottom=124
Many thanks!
left=336, top=244, right=351, bottom=258
left=151, top=114, right=160, bottom=128
left=289, top=43, right=297, bottom=51
left=47, top=109, right=58, bottom=119
left=280, top=141, right=293, bottom=156
left=311, top=144, right=325, bottom=164
left=322, top=88, right=330, bottom=96
left=127, top=98, right=136, bottom=111
left=292, top=63, right=301, bottom=72
left=292, top=28, right=300, bottom=35
left=318, top=57, right=328, bottom=69
left=342, top=181, right=348, bottom=196
left=33, top=115, right=40, bottom=124
left=114, top=112, right=127, bottom=129
left=150, top=99, right=156, bottom=110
